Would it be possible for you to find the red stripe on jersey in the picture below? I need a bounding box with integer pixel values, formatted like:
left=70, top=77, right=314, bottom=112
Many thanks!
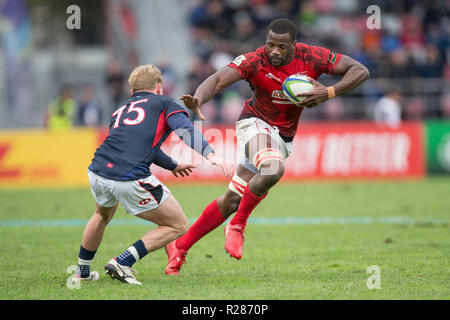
left=153, top=109, right=168, bottom=148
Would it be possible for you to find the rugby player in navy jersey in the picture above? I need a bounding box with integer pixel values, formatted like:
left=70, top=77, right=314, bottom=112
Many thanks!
left=73, top=64, right=232, bottom=285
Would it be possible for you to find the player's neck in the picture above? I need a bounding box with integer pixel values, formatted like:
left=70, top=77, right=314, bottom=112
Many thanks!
left=132, top=89, right=159, bottom=96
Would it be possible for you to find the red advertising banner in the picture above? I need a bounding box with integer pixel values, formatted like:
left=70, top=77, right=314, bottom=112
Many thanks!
left=149, top=121, right=425, bottom=182
left=285, top=121, right=425, bottom=180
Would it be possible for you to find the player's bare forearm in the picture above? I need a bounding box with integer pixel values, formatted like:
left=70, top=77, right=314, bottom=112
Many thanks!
left=180, top=67, right=242, bottom=120
left=193, top=73, right=221, bottom=106
left=332, top=56, right=370, bottom=97
left=298, top=55, right=369, bottom=108
left=194, top=66, right=242, bottom=105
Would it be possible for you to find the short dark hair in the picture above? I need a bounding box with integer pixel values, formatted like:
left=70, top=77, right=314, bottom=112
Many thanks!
left=266, top=18, right=297, bottom=41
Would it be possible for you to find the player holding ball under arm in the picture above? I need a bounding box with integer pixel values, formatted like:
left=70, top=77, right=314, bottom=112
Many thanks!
left=165, top=18, right=370, bottom=275
left=73, top=64, right=232, bottom=285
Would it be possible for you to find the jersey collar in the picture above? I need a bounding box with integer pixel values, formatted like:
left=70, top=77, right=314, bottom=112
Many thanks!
left=132, top=91, right=155, bottom=98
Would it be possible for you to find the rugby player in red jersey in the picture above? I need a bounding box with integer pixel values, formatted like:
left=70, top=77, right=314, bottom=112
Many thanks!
left=165, top=18, right=370, bottom=275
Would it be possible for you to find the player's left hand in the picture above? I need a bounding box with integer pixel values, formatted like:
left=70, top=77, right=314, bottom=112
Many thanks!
left=172, top=163, right=197, bottom=178
left=179, top=94, right=206, bottom=120
left=296, top=78, right=329, bottom=108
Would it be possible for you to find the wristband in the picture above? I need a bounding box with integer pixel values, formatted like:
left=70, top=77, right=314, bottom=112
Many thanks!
left=327, top=86, right=336, bottom=99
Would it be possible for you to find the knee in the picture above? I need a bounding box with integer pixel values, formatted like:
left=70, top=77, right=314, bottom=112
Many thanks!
left=95, top=208, right=114, bottom=225
left=260, top=160, right=285, bottom=185
left=175, top=214, right=189, bottom=236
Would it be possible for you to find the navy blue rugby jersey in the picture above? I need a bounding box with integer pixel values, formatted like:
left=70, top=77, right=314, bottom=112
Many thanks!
left=88, top=91, right=213, bottom=181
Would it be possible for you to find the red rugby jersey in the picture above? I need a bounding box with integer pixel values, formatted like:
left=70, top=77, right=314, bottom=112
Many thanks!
left=227, top=43, right=342, bottom=140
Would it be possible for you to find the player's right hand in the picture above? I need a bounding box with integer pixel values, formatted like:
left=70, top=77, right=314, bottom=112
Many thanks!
left=172, top=163, right=197, bottom=178
left=179, top=94, right=206, bottom=120
left=207, top=153, right=233, bottom=178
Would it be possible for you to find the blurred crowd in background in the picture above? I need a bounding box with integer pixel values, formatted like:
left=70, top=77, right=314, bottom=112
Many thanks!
left=183, top=0, right=450, bottom=125
left=1, top=0, right=449, bottom=132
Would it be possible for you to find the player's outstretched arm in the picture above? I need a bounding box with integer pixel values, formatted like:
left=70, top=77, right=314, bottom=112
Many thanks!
left=298, top=55, right=370, bottom=108
left=153, top=147, right=196, bottom=178
left=179, top=66, right=242, bottom=120
left=167, top=112, right=233, bottom=178
left=153, top=147, right=179, bottom=171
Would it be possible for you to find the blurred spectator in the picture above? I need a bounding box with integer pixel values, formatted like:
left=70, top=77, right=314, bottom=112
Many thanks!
left=374, top=90, right=403, bottom=128
left=400, top=12, right=426, bottom=49
left=157, top=57, right=177, bottom=97
left=321, top=97, right=346, bottom=121
left=220, top=90, right=245, bottom=122
left=440, top=93, right=450, bottom=118
left=404, top=96, right=427, bottom=120
left=379, top=48, right=413, bottom=78
left=77, top=85, right=103, bottom=127
left=105, top=59, right=127, bottom=110
left=45, top=86, right=77, bottom=133
left=230, top=10, right=259, bottom=52
left=417, top=44, right=444, bottom=78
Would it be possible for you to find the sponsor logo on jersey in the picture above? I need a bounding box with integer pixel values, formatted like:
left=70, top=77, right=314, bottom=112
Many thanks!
left=232, top=55, right=246, bottom=66
left=272, top=90, right=287, bottom=100
left=265, top=72, right=283, bottom=83
left=271, top=90, right=294, bottom=104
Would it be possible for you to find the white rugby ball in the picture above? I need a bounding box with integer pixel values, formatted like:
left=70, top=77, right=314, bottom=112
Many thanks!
left=282, top=74, right=314, bottom=104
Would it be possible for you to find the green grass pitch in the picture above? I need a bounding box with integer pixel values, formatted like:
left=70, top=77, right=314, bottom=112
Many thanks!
left=0, top=178, right=449, bottom=300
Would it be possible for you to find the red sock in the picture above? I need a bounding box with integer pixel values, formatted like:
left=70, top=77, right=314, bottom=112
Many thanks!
left=230, top=185, right=267, bottom=228
left=176, top=199, right=226, bottom=251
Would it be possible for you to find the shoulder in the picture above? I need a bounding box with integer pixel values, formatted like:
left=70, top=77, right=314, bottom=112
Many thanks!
left=295, top=42, right=336, bottom=69
left=228, top=45, right=268, bottom=78
left=295, top=42, right=330, bottom=56
left=160, top=95, right=189, bottom=118
left=233, top=46, right=268, bottom=66
left=295, top=42, right=309, bottom=53
left=295, top=42, right=321, bottom=58
left=161, top=95, right=185, bottom=109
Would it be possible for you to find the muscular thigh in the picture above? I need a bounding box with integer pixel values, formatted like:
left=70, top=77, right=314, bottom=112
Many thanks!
left=246, top=133, right=280, bottom=161
left=136, top=194, right=186, bottom=227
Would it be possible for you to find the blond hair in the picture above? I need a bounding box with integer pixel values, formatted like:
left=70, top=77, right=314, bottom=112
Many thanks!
left=128, top=64, right=162, bottom=93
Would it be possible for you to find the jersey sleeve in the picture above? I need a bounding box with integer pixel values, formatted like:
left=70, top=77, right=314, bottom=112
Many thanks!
left=227, top=51, right=260, bottom=80
left=162, top=97, right=189, bottom=121
left=307, top=45, right=342, bottom=75
left=152, top=147, right=178, bottom=171
left=166, top=112, right=215, bottom=158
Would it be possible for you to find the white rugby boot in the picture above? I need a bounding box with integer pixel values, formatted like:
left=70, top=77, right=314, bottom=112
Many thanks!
left=104, top=257, right=142, bottom=285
